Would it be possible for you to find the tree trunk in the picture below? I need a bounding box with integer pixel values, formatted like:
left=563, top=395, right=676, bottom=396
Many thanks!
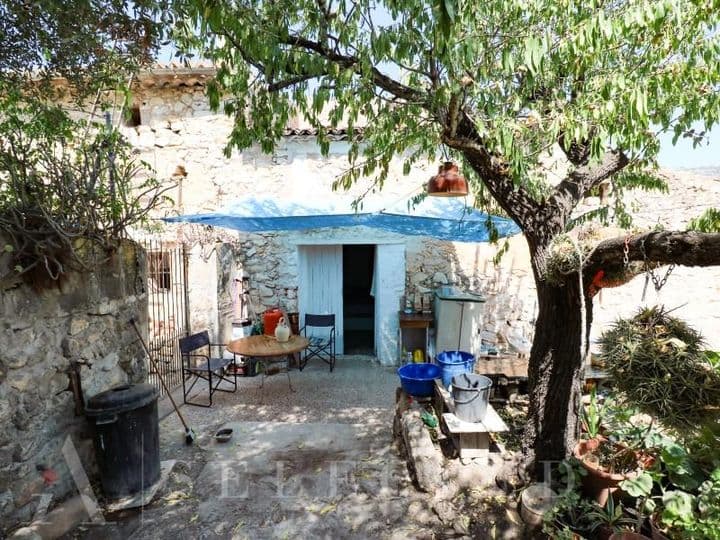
left=522, top=248, right=593, bottom=476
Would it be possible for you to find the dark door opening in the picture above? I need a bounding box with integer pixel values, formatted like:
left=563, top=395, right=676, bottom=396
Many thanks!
left=343, top=244, right=375, bottom=355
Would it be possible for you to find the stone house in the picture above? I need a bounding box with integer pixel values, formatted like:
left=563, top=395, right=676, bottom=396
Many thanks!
left=119, top=64, right=720, bottom=361
left=114, top=64, right=540, bottom=366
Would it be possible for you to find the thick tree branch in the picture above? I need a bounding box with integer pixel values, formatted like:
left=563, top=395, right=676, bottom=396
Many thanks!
left=585, top=231, right=720, bottom=277
left=543, top=149, right=629, bottom=231
left=281, top=35, right=426, bottom=103
left=443, top=110, right=541, bottom=231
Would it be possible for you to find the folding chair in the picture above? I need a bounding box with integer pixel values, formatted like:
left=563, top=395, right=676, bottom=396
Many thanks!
left=300, top=314, right=336, bottom=372
left=179, top=331, right=237, bottom=407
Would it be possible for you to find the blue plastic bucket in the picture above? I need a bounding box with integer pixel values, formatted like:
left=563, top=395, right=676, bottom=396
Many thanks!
left=436, top=350, right=475, bottom=388
left=397, top=363, right=441, bottom=397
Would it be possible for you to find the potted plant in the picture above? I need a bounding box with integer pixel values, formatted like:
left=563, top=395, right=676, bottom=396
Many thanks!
left=542, top=487, right=595, bottom=539
left=573, top=389, right=655, bottom=505
left=608, top=532, right=651, bottom=540
left=643, top=470, right=720, bottom=540
left=586, top=496, right=636, bottom=540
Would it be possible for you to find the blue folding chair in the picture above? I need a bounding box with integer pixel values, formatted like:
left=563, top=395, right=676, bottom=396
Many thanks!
left=300, top=314, right=336, bottom=372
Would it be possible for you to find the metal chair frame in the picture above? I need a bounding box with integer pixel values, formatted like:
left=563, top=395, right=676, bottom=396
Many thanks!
left=300, top=314, right=336, bottom=372
left=179, top=331, right=237, bottom=407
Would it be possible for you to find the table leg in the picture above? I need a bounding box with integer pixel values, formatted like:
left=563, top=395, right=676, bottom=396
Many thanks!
left=286, top=354, right=294, bottom=392
left=256, top=356, right=294, bottom=393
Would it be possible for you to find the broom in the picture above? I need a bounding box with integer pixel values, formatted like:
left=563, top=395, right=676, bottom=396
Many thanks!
left=129, top=318, right=196, bottom=444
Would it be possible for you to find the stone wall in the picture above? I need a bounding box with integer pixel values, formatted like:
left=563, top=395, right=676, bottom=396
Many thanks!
left=0, top=239, right=148, bottom=533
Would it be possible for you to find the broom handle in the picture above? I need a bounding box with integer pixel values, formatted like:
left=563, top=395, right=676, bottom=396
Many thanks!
left=129, top=318, right=190, bottom=431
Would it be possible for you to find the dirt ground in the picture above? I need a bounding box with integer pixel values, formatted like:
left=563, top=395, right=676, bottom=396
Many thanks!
left=59, top=358, right=527, bottom=539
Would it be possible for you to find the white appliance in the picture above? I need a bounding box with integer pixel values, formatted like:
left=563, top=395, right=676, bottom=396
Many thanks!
left=434, top=289, right=485, bottom=356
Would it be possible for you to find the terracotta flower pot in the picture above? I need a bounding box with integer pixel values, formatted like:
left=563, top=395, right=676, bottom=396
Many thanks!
left=609, top=532, right=651, bottom=540
left=573, top=437, right=653, bottom=506
left=648, top=515, right=671, bottom=540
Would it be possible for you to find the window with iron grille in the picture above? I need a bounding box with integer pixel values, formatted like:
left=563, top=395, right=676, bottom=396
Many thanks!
left=148, top=251, right=172, bottom=291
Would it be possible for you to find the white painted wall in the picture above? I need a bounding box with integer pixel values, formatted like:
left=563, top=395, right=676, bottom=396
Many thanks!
left=374, top=244, right=407, bottom=366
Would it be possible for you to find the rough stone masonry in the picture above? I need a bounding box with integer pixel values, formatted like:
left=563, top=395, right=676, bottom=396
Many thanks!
left=0, top=239, right=148, bottom=534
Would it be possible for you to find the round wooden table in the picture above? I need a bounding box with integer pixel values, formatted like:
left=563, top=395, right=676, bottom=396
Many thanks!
left=227, top=334, right=309, bottom=357
left=227, top=335, right=309, bottom=391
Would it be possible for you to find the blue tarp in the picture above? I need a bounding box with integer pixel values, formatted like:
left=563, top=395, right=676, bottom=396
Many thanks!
left=163, top=196, right=521, bottom=243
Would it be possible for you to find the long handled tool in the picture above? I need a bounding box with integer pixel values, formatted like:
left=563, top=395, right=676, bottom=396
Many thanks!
left=129, top=318, right=196, bottom=444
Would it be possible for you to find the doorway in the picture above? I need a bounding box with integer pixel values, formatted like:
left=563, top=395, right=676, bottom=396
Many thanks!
left=343, top=245, right=375, bottom=355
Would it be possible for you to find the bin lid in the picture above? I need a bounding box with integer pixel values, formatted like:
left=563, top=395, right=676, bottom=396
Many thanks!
left=85, top=383, right=158, bottom=416
left=435, top=290, right=485, bottom=302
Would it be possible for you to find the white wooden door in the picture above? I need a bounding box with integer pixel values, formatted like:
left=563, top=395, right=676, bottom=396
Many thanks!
left=374, top=244, right=406, bottom=365
left=298, top=245, right=344, bottom=354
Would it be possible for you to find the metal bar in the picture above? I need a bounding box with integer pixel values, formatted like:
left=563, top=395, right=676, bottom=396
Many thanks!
left=142, top=238, right=191, bottom=396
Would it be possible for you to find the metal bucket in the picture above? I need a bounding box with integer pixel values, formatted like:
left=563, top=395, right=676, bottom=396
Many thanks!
left=451, top=373, right=492, bottom=423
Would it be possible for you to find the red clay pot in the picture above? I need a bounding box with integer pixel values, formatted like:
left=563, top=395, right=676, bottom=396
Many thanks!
left=573, top=437, right=653, bottom=507
left=263, top=308, right=283, bottom=336
left=427, top=162, right=469, bottom=196
left=609, top=532, right=651, bottom=540
left=648, top=515, right=671, bottom=540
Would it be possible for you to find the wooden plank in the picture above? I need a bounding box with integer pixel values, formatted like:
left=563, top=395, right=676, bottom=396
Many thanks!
left=480, top=406, right=509, bottom=432
left=398, top=312, right=434, bottom=326
left=105, top=460, right=175, bottom=512
left=442, top=408, right=508, bottom=434
left=475, top=356, right=528, bottom=378
left=457, top=433, right=490, bottom=459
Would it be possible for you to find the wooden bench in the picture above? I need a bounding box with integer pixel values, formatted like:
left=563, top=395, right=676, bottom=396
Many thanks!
left=434, top=379, right=508, bottom=461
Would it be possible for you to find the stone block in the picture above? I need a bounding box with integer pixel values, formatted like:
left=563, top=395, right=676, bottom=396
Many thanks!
left=258, top=285, right=275, bottom=297
left=6, top=371, right=36, bottom=393
left=433, top=272, right=449, bottom=284
left=400, top=410, right=443, bottom=493
left=68, top=318, right=89, bottom=336
left=2, top=352, right=27, bottom=369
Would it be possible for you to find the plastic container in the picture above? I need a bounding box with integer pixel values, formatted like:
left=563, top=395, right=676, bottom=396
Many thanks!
left=85, top=383, right=160, bottom=498
left=436, top=350, right=475, bottom=388
left=263, top=308, right=284, bottom=336
left=397, top=363, right=441, bottom=397
left=451, top=373, right=492, bottom=422
left=520, top=484, right=557, bottom=528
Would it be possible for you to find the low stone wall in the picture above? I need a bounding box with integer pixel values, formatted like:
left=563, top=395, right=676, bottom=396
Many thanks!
left=0, top=239, right=148, bottom=533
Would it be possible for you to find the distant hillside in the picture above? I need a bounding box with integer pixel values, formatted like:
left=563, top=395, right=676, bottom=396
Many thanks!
left=668, top=166, right=720, bottom=179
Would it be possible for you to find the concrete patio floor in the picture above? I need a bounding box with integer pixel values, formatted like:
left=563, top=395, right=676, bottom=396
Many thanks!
left=58, top=356, right=523, bottom=540
left=60, top=357, right=452, bottom=539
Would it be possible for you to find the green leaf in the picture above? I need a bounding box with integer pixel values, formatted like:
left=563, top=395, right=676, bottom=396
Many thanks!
left=620, top=471, right=653, bottom=498
left=661, top=490, right=695, bottom=523
left=443, top=0, right=456, bottom=22
left=660, top=443, right=704, bottom=492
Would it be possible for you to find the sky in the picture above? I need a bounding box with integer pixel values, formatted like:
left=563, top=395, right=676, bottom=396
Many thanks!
left=657, top=127, right=719, bottom=169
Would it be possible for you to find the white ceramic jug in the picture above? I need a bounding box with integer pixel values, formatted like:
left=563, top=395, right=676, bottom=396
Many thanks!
left=274, top=316, right=291, bottom=342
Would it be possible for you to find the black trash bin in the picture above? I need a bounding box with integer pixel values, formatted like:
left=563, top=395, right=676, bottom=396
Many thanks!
left=85, top=383, right=160, bottom=499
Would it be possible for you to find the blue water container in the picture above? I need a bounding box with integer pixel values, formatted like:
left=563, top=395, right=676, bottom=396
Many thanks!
left=436, top=350, right=475, bottom=388
left=397, top=363, right=441, bottom=397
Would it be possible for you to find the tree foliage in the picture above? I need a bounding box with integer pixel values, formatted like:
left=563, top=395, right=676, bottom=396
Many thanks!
left=0, top=1, right=175, bottom=283
left=172, top=0, right=720, bottom=224
left=0, top=0, right=169, bottom=100
left=0, top=91, right=170, bottom=284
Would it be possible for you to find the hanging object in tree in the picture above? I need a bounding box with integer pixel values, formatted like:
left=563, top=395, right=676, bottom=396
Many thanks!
left=427, top=161, right=468, bottom=197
